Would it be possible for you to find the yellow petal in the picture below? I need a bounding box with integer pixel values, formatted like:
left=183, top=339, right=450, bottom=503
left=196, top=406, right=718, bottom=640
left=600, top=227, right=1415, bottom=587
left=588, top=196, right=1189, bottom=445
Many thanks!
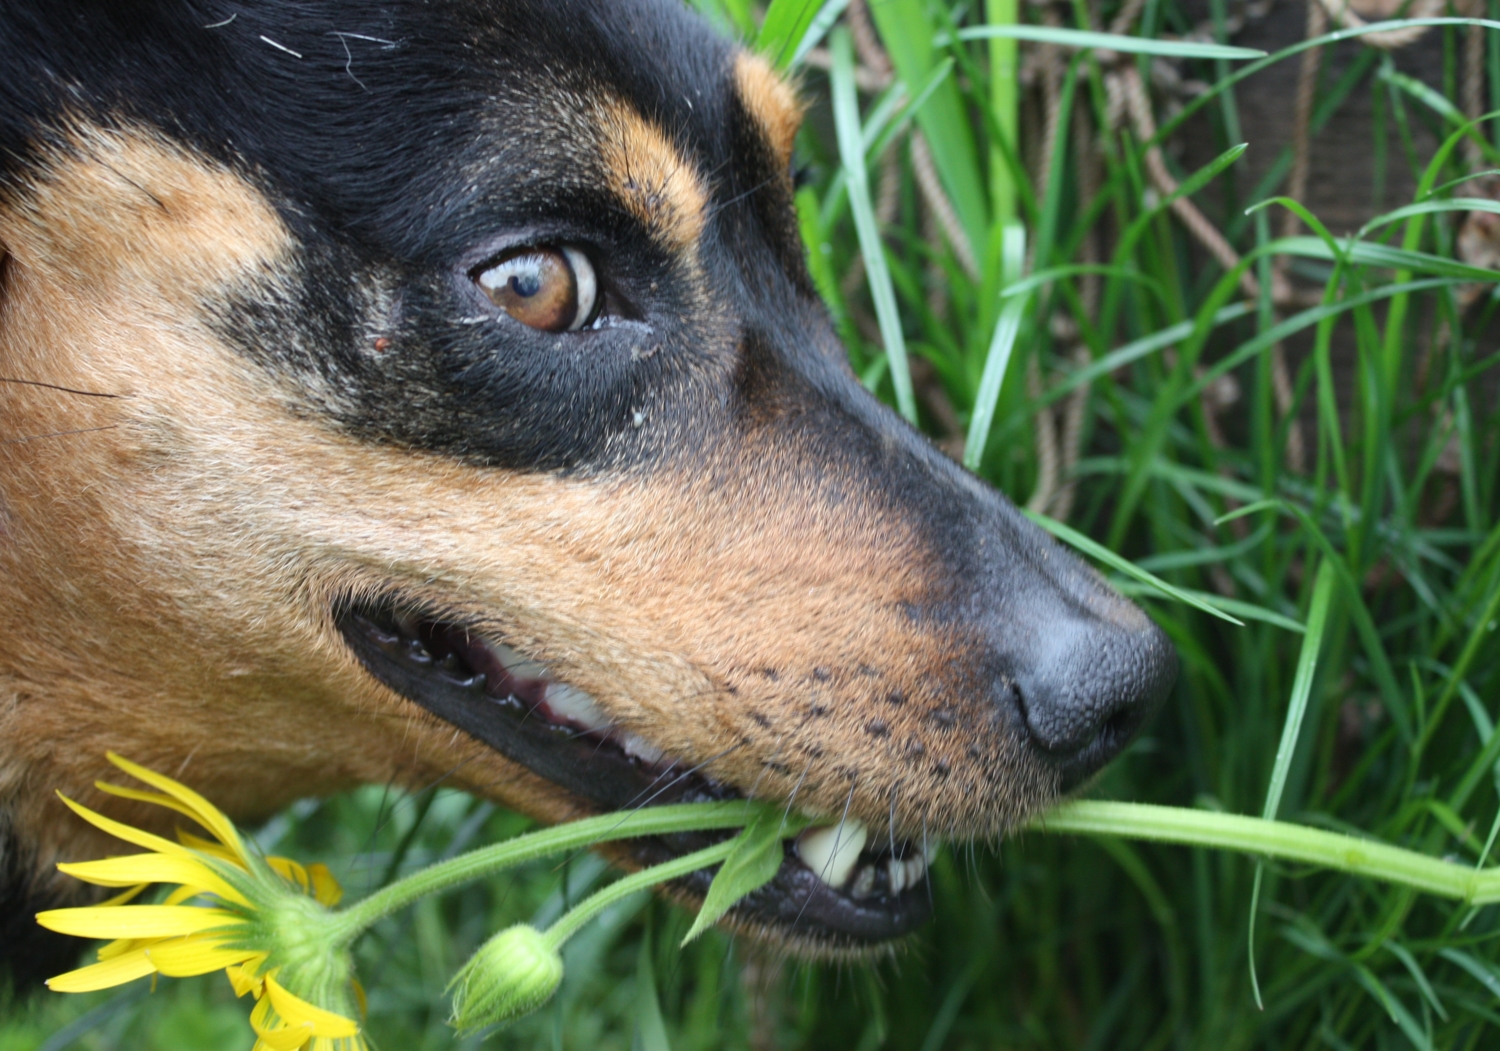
left=226, top=956, right=270, bottom=998
left=58, top=854, right=249, bottom=906
left=263, top=973, right=360, bottom=1037
left=105, top=753, right=247, bottom=861
left=177, top=830, right=241, bottom=864
left=97, top=936, right=159, bottom=960
left=251, top=995, right=318, bottom=1051
left=36, top=904, right=245, bottom=939
left=95, top=783, right=215, bottom=839
left=253, top=1031, right=309, bottom=1049
left=56, top=794, right=193, bottom=860
left=307, top=864, right=343, bottom=908
left=99, top=884, right=150, bottom=907
left=267, top=856, right=311, bottom=894
left=163, top=884, right=206, bottom=907
left=46, top=948, right=155, bottom=992
left=147, top=936, right=260, bottom=978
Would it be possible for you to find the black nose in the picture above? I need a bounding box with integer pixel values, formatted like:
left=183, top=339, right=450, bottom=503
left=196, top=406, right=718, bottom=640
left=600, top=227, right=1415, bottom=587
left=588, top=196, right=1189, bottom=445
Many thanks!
left=1009, top=593, right=1177, bottom=789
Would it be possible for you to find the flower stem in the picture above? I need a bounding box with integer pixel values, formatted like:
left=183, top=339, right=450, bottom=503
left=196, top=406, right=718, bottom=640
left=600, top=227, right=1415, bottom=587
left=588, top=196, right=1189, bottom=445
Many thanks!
left=1033, top=801, right=1500, bottom=903
left=328, top=801, right=754, bottom=944
left=541, top=840, right=735, bottom=949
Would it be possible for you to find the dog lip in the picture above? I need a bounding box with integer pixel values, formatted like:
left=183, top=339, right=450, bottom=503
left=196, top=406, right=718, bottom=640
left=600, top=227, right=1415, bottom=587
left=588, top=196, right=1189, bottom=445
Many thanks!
left=335, top=602, right=932, bottom=945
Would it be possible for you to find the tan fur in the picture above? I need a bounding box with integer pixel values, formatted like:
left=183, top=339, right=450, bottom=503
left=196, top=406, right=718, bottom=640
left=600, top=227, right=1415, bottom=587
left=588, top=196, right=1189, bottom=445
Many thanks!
left=734, top=53, right=805, bottom=169
left=0, top=123, right=1046, bottom=904
left=597, top=100, right=708, bottom=252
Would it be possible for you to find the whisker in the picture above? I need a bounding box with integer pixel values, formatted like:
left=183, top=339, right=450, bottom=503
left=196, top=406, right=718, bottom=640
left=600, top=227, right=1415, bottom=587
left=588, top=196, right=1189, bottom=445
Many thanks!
left=2, top=424, right=119, bottom=445
left=0, top=377, right=123, bottom=398
left=789, top=777, right=857, bottom=930
left=923, top=814, right=934, bottom=909
left=781, top=760, right=813, bottom=826
left=889, top=782, right=900, bottom=860
left=621, top=742, right=747, bottom=815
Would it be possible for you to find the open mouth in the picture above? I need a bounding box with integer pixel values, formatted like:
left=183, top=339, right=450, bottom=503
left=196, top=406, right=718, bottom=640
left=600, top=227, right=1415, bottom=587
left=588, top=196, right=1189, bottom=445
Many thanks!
left=337, top=602, right=934, bottom=949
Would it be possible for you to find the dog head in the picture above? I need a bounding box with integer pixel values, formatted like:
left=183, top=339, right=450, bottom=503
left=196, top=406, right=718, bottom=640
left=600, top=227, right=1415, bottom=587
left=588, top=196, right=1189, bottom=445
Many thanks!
left=0, top=0, right=1174, bottom=956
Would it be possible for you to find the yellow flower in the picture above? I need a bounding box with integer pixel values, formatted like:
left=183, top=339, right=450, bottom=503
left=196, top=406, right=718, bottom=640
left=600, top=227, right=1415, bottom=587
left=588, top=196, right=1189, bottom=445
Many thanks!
left=36, top=753, right=366, bottom=1051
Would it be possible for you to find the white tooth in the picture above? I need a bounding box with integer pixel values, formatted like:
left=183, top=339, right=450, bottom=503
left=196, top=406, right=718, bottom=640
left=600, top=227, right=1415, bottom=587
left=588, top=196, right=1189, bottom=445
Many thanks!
left=544, top=682, right=610, bottom=732
left=904, top=856, right=927, bottom=888
left=479, top=638, right=550, bottom=681
left=849, top=865, right=876, bottom=899
left=796, top=820, right=867, bottom=888
left=887, top=857, right=907, bottom=895
left=620, top=732, right=665, bottom=764
left=923, top=838, right=943, bottom=863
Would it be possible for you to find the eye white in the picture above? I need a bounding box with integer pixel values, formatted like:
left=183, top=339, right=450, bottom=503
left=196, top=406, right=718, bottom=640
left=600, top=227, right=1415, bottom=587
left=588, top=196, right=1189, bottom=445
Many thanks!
left=562, top=246, right=596, bottom=331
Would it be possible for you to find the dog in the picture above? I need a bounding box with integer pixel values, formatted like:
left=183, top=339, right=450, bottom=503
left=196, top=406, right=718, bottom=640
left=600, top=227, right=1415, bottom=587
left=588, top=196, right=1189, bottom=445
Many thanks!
left=0, top=0, right=1175, bottom=989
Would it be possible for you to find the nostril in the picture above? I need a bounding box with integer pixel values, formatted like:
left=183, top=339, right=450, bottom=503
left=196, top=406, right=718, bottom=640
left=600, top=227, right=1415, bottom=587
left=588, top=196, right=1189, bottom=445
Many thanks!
left=1010, top=614, right=1176, bottom=784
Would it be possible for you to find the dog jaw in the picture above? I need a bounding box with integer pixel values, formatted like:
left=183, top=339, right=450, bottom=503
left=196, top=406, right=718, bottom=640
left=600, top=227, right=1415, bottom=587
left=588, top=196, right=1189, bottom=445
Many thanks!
left=0, top=0, right=1174, bottom=960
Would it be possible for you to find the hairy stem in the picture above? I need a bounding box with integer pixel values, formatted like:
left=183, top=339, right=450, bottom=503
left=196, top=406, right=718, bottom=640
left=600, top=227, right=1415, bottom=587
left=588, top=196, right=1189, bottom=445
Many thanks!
left=1034, top=801, right=1500, bottom=903
left=328, top=801, right=754, bottom=943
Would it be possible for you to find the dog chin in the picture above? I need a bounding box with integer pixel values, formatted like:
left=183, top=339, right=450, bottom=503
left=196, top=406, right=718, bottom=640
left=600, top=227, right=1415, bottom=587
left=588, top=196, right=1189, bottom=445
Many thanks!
left=338, top=601, right=936, bottom=951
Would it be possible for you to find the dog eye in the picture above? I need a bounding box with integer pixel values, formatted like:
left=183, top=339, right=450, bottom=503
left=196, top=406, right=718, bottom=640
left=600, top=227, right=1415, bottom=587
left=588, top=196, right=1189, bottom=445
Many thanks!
left=474, top=246, right=599, bottom=332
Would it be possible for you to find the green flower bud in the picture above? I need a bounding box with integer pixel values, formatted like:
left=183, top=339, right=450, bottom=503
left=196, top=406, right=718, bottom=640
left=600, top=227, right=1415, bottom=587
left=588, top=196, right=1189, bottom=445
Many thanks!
left=449, top=924, right=563, bottom=1032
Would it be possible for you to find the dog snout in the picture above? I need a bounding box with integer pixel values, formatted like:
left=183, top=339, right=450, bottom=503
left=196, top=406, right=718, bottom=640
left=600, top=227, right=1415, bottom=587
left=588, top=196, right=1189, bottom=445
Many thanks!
left=1004, top=589, right=1177, bottom=789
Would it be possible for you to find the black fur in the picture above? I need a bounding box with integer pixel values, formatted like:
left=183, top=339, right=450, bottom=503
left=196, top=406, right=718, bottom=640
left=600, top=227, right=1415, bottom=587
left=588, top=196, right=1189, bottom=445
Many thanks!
left=0, top=0, right=1179, bottom=990
left=0, top=0, right=811, bottom=473
left=0, top=826, right=79, bottom=996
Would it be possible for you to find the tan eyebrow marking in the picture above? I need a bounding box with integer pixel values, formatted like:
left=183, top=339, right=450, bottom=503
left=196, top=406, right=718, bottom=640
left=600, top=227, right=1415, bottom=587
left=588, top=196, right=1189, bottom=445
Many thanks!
left=0, top=122, right=289, bottom=302
left=733, top=51, right=805, bottom=169
left=596, top=101, right=708, bottom=253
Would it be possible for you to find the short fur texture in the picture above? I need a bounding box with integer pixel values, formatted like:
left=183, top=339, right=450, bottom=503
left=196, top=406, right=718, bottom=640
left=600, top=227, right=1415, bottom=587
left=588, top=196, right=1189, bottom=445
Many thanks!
left=0, top=0, right=1175, bottom=987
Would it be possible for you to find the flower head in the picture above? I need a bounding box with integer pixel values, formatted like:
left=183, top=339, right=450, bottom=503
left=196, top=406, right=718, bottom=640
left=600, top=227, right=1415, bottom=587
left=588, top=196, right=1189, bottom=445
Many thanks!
left=36, top=753, right=366, bottom=1051
left=448, top=924, right=564, bottom=1032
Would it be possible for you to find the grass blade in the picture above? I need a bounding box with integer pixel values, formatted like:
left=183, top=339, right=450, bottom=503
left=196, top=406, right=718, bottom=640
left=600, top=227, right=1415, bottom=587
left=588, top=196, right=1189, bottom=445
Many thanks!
left=964, top=221, right=1027, bottom=471
left=634, top=928, right=672, bottom=1051
left=1261, top=553, right=1338, bottom=820
left=1248, top=558, right=1337, bottom=1006
left=867, top=0, right=989, bottom=254
left=829, top=27, right=917, bottom=422
left=757, top=0, right=828, bottom=69
left=947, top=24, right=1265, bottom=59
left=1024, top=510, right=1245, bottom=625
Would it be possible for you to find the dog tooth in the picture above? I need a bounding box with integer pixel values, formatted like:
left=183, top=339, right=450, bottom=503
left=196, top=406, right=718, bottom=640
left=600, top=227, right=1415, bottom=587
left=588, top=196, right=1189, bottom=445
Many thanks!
left=849, top=864, right=876, bottom=899
left=796, top=820, right=867, bottom=889
left=887, top=857, right=907, bottom=895
left=544, top=682, right=610, bottom=732
left=479, top=638, right=550, bottom=682
left=903, top=855, right=927, bottom=888
left=923, top=839, right=943, bottom=863
left=620, top=732, right=665, bottom=764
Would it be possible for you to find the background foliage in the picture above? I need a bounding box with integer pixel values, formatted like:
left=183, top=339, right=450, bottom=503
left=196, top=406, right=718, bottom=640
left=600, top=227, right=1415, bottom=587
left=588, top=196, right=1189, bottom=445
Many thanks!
left=7, top=0, right=1500, bottom=1047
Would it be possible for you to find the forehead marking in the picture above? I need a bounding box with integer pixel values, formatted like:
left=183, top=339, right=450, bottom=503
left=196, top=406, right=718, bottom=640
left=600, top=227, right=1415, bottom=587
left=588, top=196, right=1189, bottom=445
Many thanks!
left=0, top=123, right=289, bottom=299
left=596, top=101, right=707, bottom=253
left=733, top=52, right=804, bottom=168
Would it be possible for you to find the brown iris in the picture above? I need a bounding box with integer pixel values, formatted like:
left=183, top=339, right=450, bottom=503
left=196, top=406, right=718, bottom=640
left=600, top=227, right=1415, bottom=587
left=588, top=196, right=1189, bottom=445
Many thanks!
left=474, top=246, right=597, bottom=332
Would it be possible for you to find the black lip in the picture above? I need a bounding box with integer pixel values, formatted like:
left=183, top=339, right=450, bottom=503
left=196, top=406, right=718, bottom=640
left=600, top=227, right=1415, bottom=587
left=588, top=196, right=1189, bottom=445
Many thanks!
left=336, top=603, right=932, bottom=947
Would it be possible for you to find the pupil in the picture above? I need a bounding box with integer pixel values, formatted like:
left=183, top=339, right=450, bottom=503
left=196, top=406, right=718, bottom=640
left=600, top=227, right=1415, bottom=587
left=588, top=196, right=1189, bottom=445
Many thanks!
left=510, top=269, right=542, bottom=297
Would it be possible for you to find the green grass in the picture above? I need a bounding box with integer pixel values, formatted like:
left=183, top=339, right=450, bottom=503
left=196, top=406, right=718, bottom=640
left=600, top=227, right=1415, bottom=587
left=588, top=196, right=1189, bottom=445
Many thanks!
left=9, top=1, right=1500, bottom=1047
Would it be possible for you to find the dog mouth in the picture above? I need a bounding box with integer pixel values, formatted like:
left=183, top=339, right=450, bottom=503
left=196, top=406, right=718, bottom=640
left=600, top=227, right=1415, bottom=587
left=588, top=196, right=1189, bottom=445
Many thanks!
left=336, top=602, right=934, bottom=949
